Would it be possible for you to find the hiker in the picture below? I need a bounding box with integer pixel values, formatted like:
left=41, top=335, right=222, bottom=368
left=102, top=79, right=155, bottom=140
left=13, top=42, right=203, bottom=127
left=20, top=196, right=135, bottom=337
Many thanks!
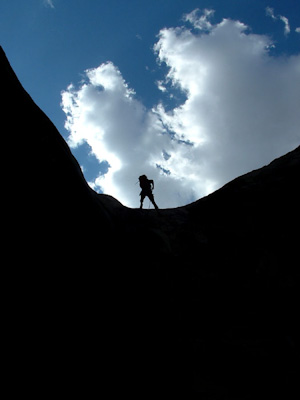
left=138, top=175, right=159, bottom=210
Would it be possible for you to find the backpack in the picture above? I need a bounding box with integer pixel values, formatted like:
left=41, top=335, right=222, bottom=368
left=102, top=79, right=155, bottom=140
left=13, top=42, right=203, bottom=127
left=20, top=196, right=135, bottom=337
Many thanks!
left=139, top=175, right=151, bottom=190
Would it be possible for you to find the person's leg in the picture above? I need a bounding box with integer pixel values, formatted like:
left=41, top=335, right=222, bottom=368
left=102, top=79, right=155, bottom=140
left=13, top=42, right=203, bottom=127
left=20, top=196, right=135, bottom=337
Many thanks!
left=152, top=199, right=159, bottom=210
left=140, top=192, right=145, bottom=209
left=148, top=193, right=159, bottom=210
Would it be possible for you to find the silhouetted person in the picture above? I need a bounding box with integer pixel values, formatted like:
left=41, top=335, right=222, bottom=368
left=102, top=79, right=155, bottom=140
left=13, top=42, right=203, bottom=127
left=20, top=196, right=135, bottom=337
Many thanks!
left=139, top=175, right=159, bottom=210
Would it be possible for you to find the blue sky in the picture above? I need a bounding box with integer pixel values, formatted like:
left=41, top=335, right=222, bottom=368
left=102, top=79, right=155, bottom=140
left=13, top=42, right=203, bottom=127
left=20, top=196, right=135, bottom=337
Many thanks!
left=1, top=0, right=299, bottom=207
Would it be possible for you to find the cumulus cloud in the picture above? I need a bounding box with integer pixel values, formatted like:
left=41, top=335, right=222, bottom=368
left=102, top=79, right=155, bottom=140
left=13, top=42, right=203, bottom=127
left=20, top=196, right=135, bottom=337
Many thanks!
left=61, top=10, right=300, bottom=208
left=61, top=63, right=179, bottom=207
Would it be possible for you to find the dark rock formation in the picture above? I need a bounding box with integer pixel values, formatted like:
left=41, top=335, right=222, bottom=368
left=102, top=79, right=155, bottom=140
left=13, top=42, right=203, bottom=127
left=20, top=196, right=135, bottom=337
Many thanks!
left=3, top=46, right=299, bottom=398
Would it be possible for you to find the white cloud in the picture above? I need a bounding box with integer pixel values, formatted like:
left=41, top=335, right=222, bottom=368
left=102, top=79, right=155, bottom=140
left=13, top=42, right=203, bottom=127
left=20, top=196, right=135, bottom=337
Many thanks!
left=266, top=6, right=290, bottom=36
left=154, top=16, right=299, bottom=187
left=266, top=7, right=276, bottom=20
left=279, top=15, right=291, bottom=36
left=61, top=63, right=178, bottom=207
left=296, top=27, right=300, bottom=34
left=61, top=10, right=300, bottom=208
left=44, top=0, right=55, bottom=9
left=184, top=8, right=215, bottom=31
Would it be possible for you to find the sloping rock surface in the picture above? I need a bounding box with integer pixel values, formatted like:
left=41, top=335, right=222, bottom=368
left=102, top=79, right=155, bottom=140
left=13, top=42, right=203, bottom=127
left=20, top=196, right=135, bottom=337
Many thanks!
left=3, top=46, right=299, bottom=398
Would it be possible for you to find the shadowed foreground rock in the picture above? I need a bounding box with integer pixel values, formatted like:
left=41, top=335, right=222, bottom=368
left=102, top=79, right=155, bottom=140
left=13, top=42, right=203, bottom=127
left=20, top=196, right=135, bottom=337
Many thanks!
left=3, top=46, right=299, bottom=398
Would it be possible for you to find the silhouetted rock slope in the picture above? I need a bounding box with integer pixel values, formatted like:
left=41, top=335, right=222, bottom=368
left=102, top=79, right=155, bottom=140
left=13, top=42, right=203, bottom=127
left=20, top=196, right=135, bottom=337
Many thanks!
left=2, top=46, right=299, bottom=398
